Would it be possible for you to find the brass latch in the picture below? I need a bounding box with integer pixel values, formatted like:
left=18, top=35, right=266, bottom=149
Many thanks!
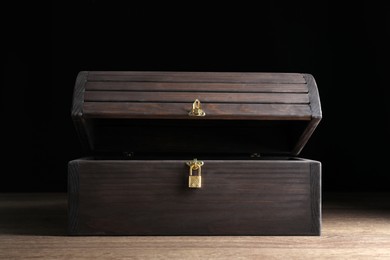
left=186, top=159, right=204, bottom=188
left=188, top=99, right=206, bottom=117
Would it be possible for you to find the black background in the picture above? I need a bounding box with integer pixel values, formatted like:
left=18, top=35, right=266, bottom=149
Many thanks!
left=2, top=1, right=389, bottom=192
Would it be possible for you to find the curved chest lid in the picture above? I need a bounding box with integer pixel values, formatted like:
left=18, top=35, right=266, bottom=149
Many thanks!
left=72, top=71, right=321, bottom=156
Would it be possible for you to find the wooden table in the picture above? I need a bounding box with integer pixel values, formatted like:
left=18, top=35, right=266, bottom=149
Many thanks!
left=1, top=193, right=390, bottom=259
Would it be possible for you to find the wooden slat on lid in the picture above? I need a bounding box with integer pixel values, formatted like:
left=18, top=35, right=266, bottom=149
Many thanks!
left=83, top=102, right=311, bottom=120
left=85, top=81, right=308, bottom=93
left=72, top=71, right=321, bottom=155
left=88, top=71, right=306, bottom=84
left=85, top=82, right=308, bottom=93
left=84, top=91, right=309, bottom=104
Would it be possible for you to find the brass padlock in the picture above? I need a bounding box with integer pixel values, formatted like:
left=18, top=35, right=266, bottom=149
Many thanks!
left=186, top=159, right=204, bottom=188
left=189, top=165, right=202, bottom=188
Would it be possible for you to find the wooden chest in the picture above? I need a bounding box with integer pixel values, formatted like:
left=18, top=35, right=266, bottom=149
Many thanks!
left=68, top=71, right=322, bottom=235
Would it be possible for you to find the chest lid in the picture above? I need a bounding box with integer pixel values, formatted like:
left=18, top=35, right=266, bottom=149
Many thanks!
left=72, top=71, right=321, bottom=156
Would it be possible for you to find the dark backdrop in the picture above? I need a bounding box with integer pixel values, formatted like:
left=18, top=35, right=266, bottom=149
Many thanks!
left=2, top=1, right=389, bottom=192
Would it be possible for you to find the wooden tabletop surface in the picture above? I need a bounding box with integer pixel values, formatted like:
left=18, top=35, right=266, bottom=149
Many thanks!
left=1, top=192, right=390, bottom=259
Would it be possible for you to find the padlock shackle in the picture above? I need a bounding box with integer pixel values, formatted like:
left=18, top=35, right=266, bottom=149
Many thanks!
left=189, top=164, right=201, bottom=176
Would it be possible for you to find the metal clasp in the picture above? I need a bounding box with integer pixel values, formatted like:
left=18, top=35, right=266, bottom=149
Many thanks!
left=188, top=99, right=206, bottom=117
left=186, top=158, right=204, bottom=170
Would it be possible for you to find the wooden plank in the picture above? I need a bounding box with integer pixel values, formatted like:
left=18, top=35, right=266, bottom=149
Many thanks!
left=69, top=159, right=316, bottom=235
left=68, top=161, right=79, bottom=234
left=87, top=71, right=307, bottom=84
left=85, top=81, right=309, bottom=93
left=84, top=91, right=309, bottom=104
left=1, top=192, right=390, bottom=259
left=305, top=74, right=322, bottom=118
left=83, top=102, right=312, bottom=120
left=292, top=117, right=321, bottom=155
left=71, top=71, right=321, bottom=154
left=291, top=74, right=322, bottom=155
left=71, top=71, right=87, bottom=117
left=310, top=161, right=322, bottom=235
left=2, top=235, right=390, bottom=259
left=71, top=71, right=94, bottom=151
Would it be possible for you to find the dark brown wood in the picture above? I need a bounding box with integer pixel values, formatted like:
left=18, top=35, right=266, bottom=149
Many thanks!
left=87, top=71, right=307, bottom=84
left=85, top=81, right=309, bottom=93
left=310, top=161, right=321, bottom=234
left=292, top=74, right=322, bottom=155
left=69, top=72, right=323, bottom=236
left=71, top=71, right=94, bottom=151
left=68, top=161, right=79, bottom=234
left=68, top=158, right=321, bottom=235
left=4, top=193, right=390, bottom=258
left=84, top=91, right=309, bottom=104
left=71, top=71, right=87, bottom=118
left=72, top=71, right=322, bottom=154
left=305, top=74, right=322, bottom=118
left=83, top=102, right=312, bottom=120
left=292, top=117, right=321, bottom=155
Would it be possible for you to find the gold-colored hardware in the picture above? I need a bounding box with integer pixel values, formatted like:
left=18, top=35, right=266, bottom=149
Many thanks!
left=186, top=159, right=204, bottom=188
left=186, top=158, right=204, bottom=169
left=188, top=99, right=206, bottom=117
left=189, top=169, right=201, bottom=188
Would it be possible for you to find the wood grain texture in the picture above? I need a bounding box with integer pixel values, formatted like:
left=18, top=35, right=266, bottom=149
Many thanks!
left=87, top=71, right=307, bottom=83
left=292, top=117, right=321, bottom=155
left=310, top=161, right=322, bottom=234
left=291, top=74, right=322, bottom=155
left=86, top=81, right=309, bottom=93
left=68, top=158, right=320, bottom=235
left=71, top=71, right=94, bottom=151
left=83, top=102, right=312, bottom=120
left=72, top=71, right=321, bottom=155
left=1, top=193, right=390, bottom=259
left=68, top=161, right=79, bottom=234
left=71, top=71, right=87, bottom=117
left=304, top=74, right=322, bottom=118
left=84, top=91, right=309, bottom=104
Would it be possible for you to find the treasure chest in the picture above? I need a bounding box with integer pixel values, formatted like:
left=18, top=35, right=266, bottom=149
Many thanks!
left=68, top=71, right=322, bottom=235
